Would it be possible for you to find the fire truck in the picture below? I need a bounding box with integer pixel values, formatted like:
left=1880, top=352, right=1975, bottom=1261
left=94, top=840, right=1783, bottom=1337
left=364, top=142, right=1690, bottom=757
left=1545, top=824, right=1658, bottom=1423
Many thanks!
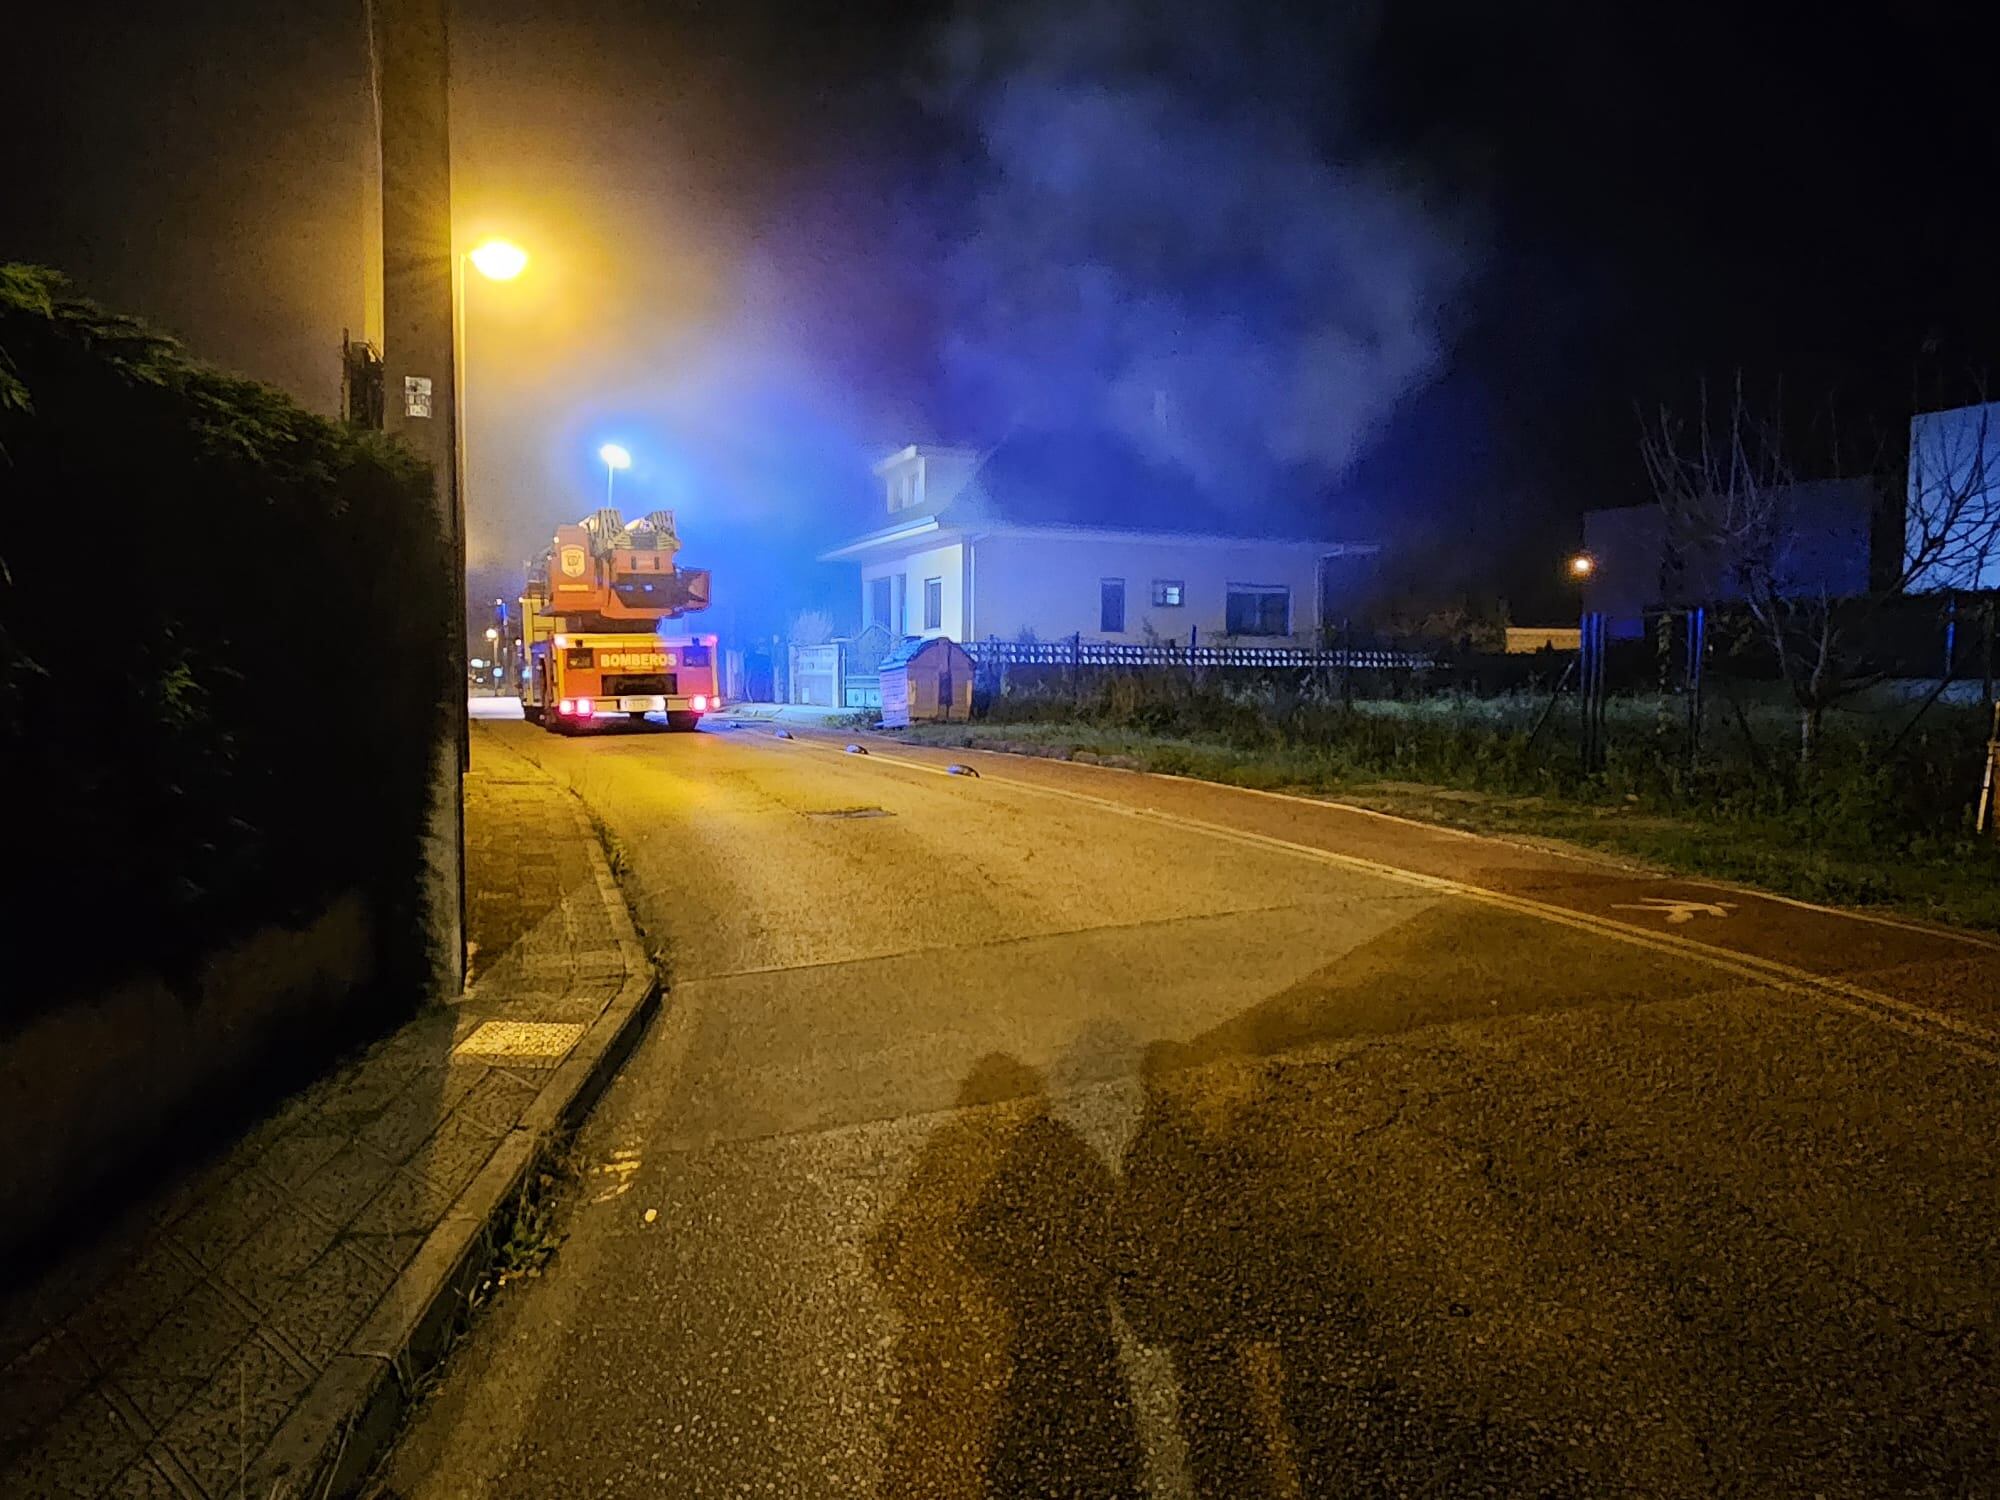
left=520, top=508, right=719, bottom=732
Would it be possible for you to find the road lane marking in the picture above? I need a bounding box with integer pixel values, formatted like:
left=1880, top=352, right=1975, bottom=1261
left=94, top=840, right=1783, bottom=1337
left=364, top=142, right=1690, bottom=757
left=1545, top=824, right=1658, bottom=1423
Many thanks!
left=1611, top=897, right=1738, bottom=924
left=781, top=738, right=1998, bottom=1063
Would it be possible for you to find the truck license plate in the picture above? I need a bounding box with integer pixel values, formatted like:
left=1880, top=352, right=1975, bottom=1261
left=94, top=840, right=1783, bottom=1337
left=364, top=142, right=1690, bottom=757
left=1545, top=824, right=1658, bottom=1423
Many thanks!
left=619, top=696, right=657, bottom=712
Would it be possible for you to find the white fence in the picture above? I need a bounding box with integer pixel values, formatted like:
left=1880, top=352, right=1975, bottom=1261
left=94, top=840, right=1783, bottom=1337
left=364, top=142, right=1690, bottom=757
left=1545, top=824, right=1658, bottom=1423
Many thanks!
left=963, top=638, right=1433, bottom=672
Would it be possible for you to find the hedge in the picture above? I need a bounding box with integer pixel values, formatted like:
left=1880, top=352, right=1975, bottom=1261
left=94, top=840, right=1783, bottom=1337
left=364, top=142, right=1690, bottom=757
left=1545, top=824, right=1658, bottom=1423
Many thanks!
left=0, top=265, right=452, bottom=1025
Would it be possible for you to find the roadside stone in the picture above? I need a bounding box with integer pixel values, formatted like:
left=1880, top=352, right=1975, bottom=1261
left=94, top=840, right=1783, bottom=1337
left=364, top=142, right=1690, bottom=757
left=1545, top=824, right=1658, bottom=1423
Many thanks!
left=159, top=1332, right=311, bottom=1497
left=349, top=1167, right=461, bottom=1241
left=290, top=1144, right=399, bottom=1233
left=403, top=1111, right=509, bottom=1196
left=0, top=1390, right=143, bottom=1498
left=453, top=1070, right=542, bottom=1135
left=65, top=1250, right=203, bottom=1370
left=168, top=1167, right=289, bottom=1271
left=0, top=1329, right=94, bottom=1446
left=252, top=1125, right=351, bottom=1192
left=105, top=1453, right=183, bottom=1500
left=264, top=1244, right=397, bottom=1370
left=107, top=1281, right=255, bottom=1429
left=215, top=1209, right=342, bottom=1314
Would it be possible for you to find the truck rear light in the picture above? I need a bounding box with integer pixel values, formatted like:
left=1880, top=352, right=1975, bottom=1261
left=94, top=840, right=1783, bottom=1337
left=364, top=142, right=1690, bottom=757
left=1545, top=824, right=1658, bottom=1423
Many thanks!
left=559, top=698, right=575, bottom=715
left=577, top=697, right=594, bottom=716
left=690, top=694, right=707, bottom=712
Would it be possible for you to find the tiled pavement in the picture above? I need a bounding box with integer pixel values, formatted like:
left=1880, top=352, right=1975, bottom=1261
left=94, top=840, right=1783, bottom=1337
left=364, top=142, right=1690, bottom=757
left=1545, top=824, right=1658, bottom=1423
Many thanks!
left=0, top=731, right=642, bottom=1499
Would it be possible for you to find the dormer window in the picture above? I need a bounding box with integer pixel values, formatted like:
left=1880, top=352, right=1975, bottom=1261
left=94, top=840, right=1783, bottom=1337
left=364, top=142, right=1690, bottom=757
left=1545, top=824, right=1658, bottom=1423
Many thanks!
left=887, top=463, right=924, bottom=513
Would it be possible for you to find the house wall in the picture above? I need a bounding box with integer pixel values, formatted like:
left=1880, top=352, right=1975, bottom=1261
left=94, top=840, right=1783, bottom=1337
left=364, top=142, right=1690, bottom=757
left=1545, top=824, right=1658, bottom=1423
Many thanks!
left=1586, top=481, right=1878, bottom=640
left=970, top=534, right=1335, bottom=643
left=1908, top=401, right=2000, bottom=592
left=861, top=541, right=966, bottom=639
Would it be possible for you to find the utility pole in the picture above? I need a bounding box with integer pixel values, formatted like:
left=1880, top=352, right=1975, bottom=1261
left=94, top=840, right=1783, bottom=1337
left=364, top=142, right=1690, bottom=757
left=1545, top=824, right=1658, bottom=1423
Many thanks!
left=366, top=0, right=464, bottom=997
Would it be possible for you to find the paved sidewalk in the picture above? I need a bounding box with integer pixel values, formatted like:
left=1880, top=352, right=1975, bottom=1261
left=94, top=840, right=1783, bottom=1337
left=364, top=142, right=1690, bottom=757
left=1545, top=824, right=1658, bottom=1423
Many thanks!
left=0, top=729, right=654, bottom=1499
left=710, top=700, right=865, bottom=728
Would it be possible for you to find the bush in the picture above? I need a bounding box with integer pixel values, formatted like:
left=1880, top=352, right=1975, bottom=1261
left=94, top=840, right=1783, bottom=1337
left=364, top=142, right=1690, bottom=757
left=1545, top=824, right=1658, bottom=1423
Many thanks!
left=973, top=667, right=1998, bottom=865
left=0, top=266, right=452, bottom=1025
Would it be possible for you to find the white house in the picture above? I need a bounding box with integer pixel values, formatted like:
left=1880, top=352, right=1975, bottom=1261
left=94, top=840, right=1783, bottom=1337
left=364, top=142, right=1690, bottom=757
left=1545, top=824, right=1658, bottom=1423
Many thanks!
left=820, top=434, right=1379, bottom=646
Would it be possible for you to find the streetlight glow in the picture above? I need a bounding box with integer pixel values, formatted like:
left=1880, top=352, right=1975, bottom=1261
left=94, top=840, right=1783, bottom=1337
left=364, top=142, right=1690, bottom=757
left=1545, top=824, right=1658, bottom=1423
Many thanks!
left=1568, top=552, right=1596, bottom=579
left=599, top=443, right=633, bottom=507
left=485, top=627, right=499, bottom=641
left=468, top=238, right=529, bottom=281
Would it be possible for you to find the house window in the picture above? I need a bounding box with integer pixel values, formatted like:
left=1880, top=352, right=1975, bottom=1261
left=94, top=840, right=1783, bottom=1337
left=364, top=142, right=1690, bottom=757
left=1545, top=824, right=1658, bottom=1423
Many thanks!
left=1100, top=578, right=1126, bottom=633
left=1225, top=584, right=1290, bottom=635
left=923, top=576, right=942, bottom=631
left=870, top=577, right=892, bottom=628
left=1150, top=579, right=1184, bottom=607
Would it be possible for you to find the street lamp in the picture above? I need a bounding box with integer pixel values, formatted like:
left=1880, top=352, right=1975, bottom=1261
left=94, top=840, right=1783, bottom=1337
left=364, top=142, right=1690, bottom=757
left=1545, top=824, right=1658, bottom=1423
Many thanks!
left=451, top=236, right=529, bottom=767
left=1568, top=552, right=1596, bottom=579
left=599, top=442, right=632, bottom=507
left=468, top=238, right=529, bottom=282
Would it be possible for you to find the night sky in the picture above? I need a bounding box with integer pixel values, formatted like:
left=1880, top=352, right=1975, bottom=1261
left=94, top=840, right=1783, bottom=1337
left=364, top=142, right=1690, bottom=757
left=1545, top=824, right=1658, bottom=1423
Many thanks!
left=4, top=0, right=1993, bottom=627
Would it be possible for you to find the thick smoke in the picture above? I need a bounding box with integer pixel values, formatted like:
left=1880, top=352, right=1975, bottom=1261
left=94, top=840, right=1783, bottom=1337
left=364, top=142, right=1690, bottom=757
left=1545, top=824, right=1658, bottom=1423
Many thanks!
left=934, top=0, right=1475, bottom=506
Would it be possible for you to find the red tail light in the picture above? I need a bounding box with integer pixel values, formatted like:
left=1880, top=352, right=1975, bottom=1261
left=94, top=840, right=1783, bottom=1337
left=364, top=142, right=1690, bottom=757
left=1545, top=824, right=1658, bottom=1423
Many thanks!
left=559, top=698, right=575, bottom=715
left=690, top=694, right=708, bottom=712
left=577, top=697, right=594, bottom=716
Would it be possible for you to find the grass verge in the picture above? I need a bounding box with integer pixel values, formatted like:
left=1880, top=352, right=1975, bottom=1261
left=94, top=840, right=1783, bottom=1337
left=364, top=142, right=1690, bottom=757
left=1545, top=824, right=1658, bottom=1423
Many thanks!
left=898, top=721, right=2000, bottom=933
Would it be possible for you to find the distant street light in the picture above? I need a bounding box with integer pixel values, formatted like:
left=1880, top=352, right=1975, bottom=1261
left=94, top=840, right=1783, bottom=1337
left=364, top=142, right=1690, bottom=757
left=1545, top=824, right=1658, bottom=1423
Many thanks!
left=485, top=627, right=499, bottom=642
left=600, top=443, right=632, bottom=507
left=1568, top=552, right=1596, bottom=579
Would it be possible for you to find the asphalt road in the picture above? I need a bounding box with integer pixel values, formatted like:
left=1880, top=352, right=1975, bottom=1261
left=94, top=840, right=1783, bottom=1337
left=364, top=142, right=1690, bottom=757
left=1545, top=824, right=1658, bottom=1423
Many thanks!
left=383, top=717, right=2000, bottom=1498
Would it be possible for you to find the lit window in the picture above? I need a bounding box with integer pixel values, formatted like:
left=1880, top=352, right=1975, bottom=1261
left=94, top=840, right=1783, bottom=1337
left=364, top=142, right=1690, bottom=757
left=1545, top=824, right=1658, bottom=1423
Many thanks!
left=1151, top=579, right=1184, bottom=607
left=924, top=577, right=943, bottom=631
left=1225, top=585, right=1289, bottom=635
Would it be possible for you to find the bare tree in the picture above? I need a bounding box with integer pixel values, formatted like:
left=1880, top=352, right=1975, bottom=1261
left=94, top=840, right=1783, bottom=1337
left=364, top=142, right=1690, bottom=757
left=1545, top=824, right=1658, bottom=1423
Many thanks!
left=1640, top=375, right=1998, bottom=763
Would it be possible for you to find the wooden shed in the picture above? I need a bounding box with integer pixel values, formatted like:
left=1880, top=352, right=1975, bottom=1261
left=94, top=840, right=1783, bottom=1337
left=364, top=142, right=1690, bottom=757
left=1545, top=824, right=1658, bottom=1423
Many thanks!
left=878, top=637, right=974, bottom=727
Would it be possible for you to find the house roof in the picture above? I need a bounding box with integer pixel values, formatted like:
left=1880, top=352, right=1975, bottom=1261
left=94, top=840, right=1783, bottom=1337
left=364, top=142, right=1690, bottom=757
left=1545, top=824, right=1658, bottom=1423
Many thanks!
left=879, top=635, right=974, bottom=671
left=824, top=426, right=1375, bottom=560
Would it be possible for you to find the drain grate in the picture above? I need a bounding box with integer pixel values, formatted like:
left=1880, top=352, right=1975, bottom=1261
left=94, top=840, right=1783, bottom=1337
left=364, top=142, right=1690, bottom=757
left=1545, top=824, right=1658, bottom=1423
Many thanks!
left=805, top=806, right=892, bottom=819
left=452, top=1019, right=588, bottom=1063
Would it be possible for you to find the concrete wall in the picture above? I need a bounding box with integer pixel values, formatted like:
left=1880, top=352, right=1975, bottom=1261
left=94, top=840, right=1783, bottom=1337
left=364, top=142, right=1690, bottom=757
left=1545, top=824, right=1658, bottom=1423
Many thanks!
left=971, top=533, right=1335, bottom=642
left=0, top=893, right=375, bottom=1268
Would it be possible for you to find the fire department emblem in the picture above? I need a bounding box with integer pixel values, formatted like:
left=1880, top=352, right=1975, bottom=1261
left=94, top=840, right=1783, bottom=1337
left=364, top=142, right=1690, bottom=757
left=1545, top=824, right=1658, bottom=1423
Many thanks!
left=559, top=545, right=588, bottom=578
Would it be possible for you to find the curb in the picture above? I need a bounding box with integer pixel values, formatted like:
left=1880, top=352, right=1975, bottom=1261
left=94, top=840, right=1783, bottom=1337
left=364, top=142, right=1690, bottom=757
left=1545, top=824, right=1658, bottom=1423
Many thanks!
left=249, top=761, right=660, bottom=1500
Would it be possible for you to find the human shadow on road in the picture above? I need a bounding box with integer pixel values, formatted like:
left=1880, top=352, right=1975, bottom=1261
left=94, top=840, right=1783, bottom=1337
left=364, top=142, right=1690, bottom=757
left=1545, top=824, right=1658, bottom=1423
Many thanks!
left=1111, top=902, right=1653, bottom=1497
left=868, top=1052, right=1143, bottom=1500
left=1117, top=1035, right=1591, bottom=1499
